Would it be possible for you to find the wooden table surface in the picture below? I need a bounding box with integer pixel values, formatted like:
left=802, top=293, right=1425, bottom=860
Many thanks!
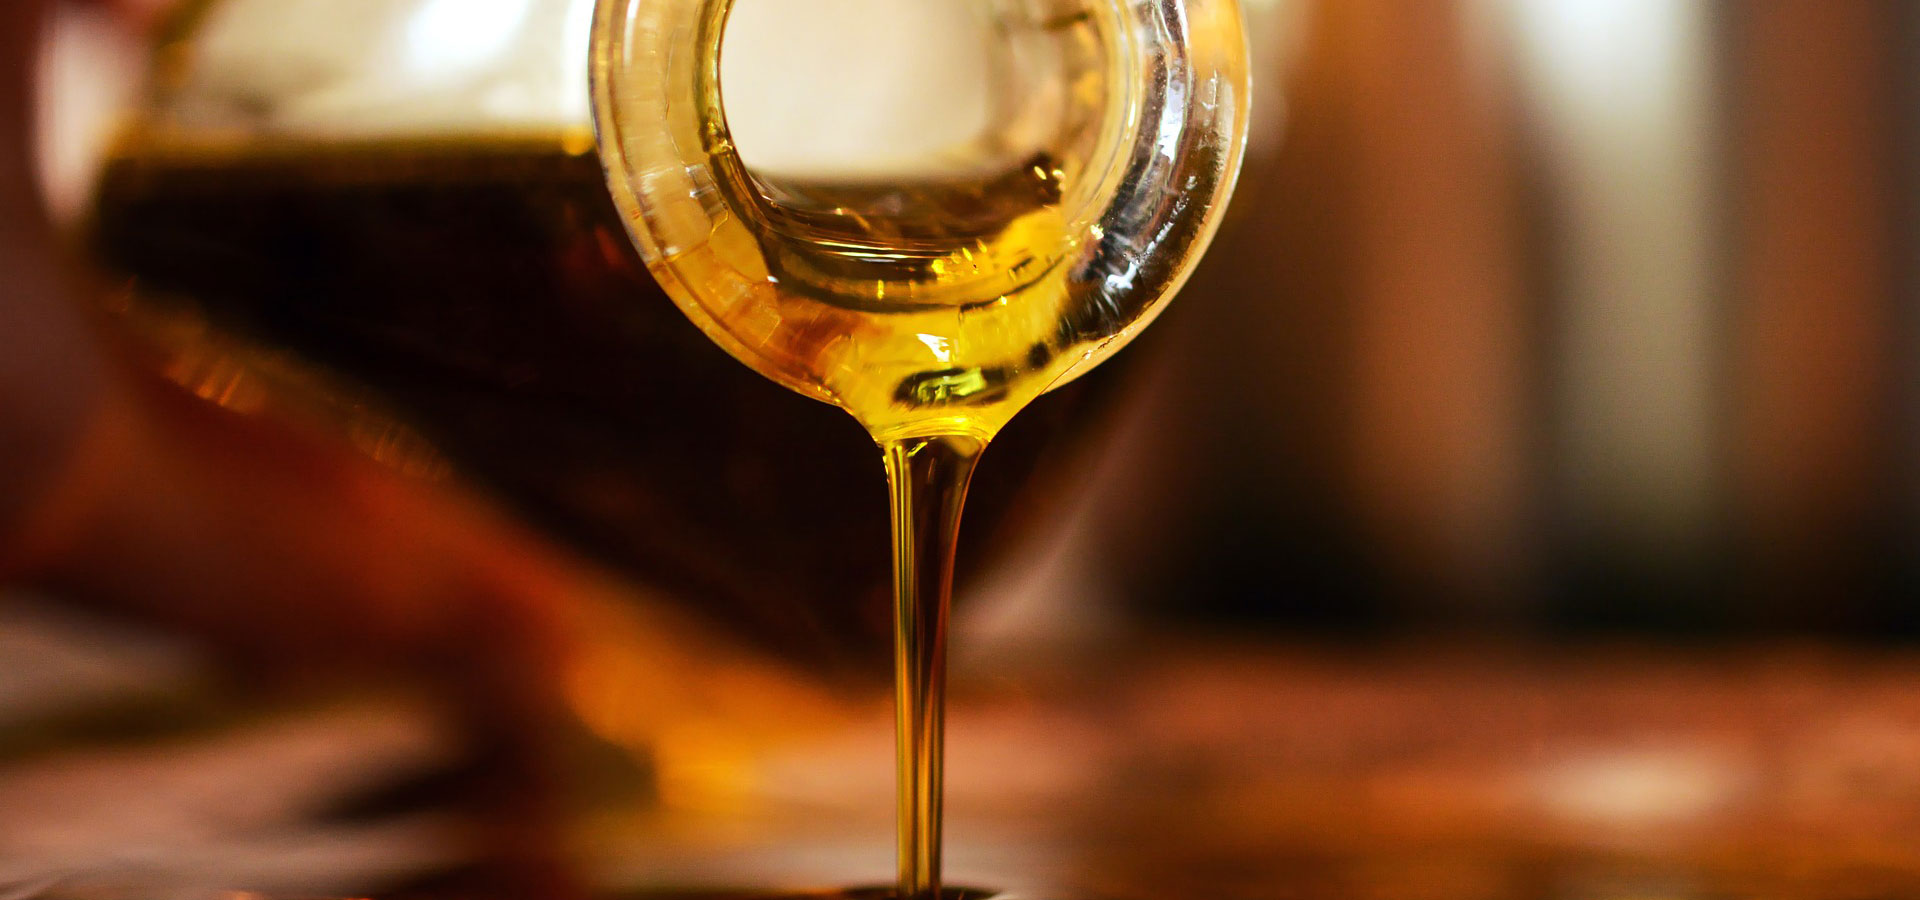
left=7, top=595, right=1920, bottom=900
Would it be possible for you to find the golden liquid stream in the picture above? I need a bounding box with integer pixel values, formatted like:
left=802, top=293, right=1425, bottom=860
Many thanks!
left=686, top=155, right=1132, bottom=899
left=695, top=158, right=1095, bottom=898
left=685, top=8, right=1129, bottom=896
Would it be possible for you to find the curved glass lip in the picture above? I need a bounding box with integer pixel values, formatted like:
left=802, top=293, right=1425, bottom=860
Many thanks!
left=588, top=0, right=1254, bottom=408
left=698, top=4, right=1143, bottom=316
left=590, top=0, right=837, bottom=403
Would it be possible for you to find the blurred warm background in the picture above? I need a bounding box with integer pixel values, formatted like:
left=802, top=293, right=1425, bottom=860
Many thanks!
left=8, top=1, right=1920, bottom=899
left=1127, top=0, right=1917, bottom=635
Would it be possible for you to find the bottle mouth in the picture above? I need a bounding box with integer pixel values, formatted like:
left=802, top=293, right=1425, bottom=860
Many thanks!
left=696, top=0, right=1141, bottom=310
left=591, top=0, right=1252, bottom=408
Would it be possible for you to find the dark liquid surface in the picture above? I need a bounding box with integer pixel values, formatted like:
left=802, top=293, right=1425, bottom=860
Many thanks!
left=87, top=136, right=1124, bottom=672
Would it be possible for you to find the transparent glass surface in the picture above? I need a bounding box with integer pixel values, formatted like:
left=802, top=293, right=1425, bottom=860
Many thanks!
left=593, top=2, right=1247, bottom=897
left=592, top=0, right=1249, bottom=442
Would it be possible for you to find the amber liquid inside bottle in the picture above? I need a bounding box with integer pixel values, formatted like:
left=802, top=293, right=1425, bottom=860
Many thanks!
left=87, top=131, right=1124, bottom=673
